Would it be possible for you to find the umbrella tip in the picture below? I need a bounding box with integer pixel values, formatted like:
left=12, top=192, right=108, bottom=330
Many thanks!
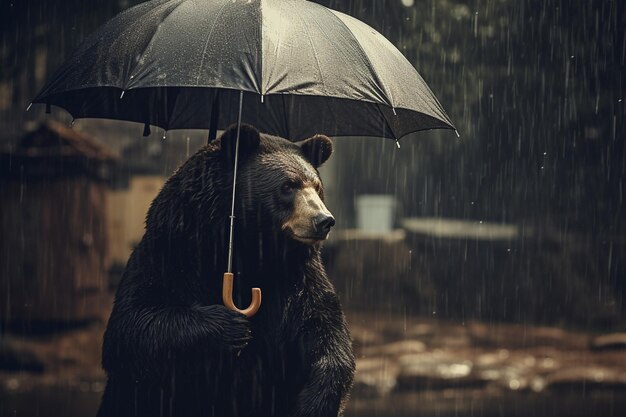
left=26, top=103, right=32, bottom=112
left=120, top=90, right=125, bottom=99
left=261, top=94, right=264, bottom=103
left=455, top=129, right=460, bottom=138
left=395, top=139, right=401, bottom=149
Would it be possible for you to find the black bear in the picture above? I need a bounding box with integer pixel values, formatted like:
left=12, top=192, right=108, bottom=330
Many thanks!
left=97, top=125, right=355, bottom=417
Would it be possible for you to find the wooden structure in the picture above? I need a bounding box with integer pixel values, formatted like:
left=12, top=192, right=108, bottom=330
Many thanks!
left=107, top=175, right=164, bottom=269
left=0, top=121, right=116, bottom=323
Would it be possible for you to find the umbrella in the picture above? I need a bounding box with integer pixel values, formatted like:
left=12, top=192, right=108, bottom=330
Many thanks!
left=31, top=0, right=456, bottom=317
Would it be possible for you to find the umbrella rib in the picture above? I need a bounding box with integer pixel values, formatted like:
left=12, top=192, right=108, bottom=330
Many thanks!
left=195, top=0, right=231, bottom=84
left=325, top=9, right=395, bottom=109
left=281, top=94, right=290, bottom=138
left=125, top=0, right=187, bottom=87
left=376, top=103, right=398, bottom=140
left=295, top=9, right=327, bottom=94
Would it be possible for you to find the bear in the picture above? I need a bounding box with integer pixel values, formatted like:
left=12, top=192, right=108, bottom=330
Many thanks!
left=97, top=124, right=355, bottom=417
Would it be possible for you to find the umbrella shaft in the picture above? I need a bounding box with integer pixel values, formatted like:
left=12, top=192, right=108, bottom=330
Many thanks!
left=227, top=91, right=244, bottom=274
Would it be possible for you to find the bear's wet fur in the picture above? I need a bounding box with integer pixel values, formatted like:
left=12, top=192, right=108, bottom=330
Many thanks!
left=97, top=125, right=355, bottom=417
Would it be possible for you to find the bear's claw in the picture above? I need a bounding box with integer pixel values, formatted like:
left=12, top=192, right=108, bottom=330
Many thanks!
left=196, top=305, right=252, bottom=350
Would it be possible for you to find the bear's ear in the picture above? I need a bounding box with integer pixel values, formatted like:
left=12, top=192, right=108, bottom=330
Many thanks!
left=217, top=124, right=260, bottom=162
left=300, top=134, right=333, bottom=168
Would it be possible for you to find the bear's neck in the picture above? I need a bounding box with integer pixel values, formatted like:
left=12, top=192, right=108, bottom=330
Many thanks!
left=153, top=222, right=317, bottom=289
left=228, top=229, right=318, bottom=289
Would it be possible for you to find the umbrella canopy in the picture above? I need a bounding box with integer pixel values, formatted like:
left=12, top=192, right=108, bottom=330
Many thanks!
left=32, top=0, right=454, bottom=141
left=32, top=0, right=457, bottom=317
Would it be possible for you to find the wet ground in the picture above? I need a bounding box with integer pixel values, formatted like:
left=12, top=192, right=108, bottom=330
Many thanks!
left=348, top=390, right=626, bottom=417
left=346, top=312, right=626, bottom=416
left=1, top=311, right=626, bottom=417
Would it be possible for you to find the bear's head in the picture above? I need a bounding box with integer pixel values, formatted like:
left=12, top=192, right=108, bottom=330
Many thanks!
left=217, top=124, right=334, bottom=245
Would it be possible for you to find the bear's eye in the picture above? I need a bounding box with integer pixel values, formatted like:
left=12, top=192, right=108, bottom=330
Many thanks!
left=281, top=181, right=297, bottom=196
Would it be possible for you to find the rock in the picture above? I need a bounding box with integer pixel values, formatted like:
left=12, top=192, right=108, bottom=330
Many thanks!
left=468, top=322, right=491, bottom=345
left=396, top=354, right=487, bottom=391
left=498, top=374, right=532, bottom=391
left=478, top=360, right=535, bottom=392
left=529, top=376, right=547, bottom=392
left=350, top=324, right=385, bottom=348
left=361, top=340, right=427, bottom=358
left=590, top=333, right=626, bottom=351
left=0, top=339, right=44, bottom=373
left=432, top=334, right=471, bottom=349
left=352, top=357, right=399, bottom=397
left=469, top=322, right=589, bottom=350
left=474, top=350, right=563, bottom=393
left=405, top=323, right=435, bottom=339
left=545, top=367, right=626, bottom=392
left=475, top=349, right=511, bottom=367
left=530, top=326, right=566, bottom=342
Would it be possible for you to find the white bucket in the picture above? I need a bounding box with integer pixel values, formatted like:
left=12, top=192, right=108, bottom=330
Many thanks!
left=356, top=194, right=396, bottom=232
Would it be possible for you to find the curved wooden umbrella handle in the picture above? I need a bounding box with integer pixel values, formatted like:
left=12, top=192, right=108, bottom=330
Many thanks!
left=222, top=272, right=262, bottom=317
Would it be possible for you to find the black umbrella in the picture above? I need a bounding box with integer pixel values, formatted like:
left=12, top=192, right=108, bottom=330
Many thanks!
left=32, top=0, right=456, bottom=316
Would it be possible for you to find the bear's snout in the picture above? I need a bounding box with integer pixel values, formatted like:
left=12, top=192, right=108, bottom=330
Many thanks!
left=282, top=186, right=335, bottom=244
left=313, top=213, right=335, bottom=235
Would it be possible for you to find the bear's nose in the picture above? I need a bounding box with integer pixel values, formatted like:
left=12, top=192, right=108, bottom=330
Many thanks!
left=314, top=213, right=336, bottom=235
